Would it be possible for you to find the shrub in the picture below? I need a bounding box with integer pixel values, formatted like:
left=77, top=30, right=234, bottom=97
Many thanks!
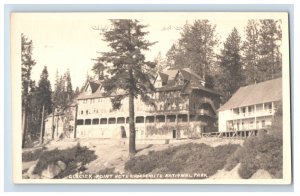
left=125, top=143, right=240, bottom=177
left=226, top=134, right=283, bottom=179
left=22, top=147, right=45, bottom=162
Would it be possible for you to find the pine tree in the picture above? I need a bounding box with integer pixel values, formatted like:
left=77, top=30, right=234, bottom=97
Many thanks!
left=21, top=33, right=36, bottom=148
left=153, top=52, right=167, bottom=72
left=97, top=19, right=156, bottom=154
left=166, top=20, right=219, bottom=85
left=242, top=20, right=260, bottom=84
left=37, top=66, right=52, bottom=114
left=179, top=20, right=219, bottom=81
left=218, top=28, right=244, bottom=103
left=36, top=66, right=52, bottom=143
left=258, top=19, right=282, bottom=81
left=53, top=70, right=74, bottom=108
left=64, top=69, right=74, bottom=103
left=166, top=42, right=186, bottom=69
left=92, top=58, right=106, bottom=80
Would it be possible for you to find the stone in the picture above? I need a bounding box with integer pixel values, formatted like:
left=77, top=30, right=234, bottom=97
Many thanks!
left=27, top=164, right=41, bottom=179
left=57, top=161, right=67, bottom=171
left=251, top=169, right=273, bottom=179
left=41, top=164, right=62, bottom=179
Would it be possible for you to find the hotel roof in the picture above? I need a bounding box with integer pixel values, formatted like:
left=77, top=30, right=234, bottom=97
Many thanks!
left=218, top=77, right=282, bottom=111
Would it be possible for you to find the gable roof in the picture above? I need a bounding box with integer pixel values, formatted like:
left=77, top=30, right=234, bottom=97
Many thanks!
left=158, top=72, right=169, bottom=84
left=218, top=77, right=282, bottom=111
left=155, top=68, right=220, bottom=95
left=87, top=81, right=101, bottom=93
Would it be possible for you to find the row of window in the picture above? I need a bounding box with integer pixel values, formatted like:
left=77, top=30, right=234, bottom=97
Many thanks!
left=77, top=114, right=204, bottom=126
left=233, top=103, right=273, bottom=114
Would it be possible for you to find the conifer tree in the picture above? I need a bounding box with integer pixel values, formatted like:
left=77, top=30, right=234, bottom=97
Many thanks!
left=258, top=19, right=282, bottom=81
left=218, top=28, right=244, bottom=103
left=242, top=20, right=260, bottom=84
left=97, top=19, right=156, bottom=154
left=21, top=33, right=36, bottom=148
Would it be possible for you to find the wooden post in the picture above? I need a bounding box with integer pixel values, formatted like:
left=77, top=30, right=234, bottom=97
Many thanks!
left=51, top=106, right=55, bottom=139
left=39, top=104, right=45, bottom=144
left=74, top=104, right=78, bottom=138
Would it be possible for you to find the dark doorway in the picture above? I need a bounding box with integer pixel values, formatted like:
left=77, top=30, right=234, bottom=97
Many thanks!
left=172, top=130, right=176, bottom=139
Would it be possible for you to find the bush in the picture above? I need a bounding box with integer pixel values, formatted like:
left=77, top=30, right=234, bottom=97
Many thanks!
left=22, top=148, right=45, bottom=162
left=33, top=144, right=97, bottom=178
left=225, top=134, right=283, bottom=179
left=125, top=143, right=240, bottom=177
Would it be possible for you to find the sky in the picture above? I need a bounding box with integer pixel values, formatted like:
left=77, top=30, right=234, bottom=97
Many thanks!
left=12, top=12, right=285, bottom=90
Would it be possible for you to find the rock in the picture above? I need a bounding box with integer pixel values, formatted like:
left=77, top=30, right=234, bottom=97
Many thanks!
left=27, top=164, right=41, bottom=179
left=41, top=164, right=62, bottom=179
left=251, top=169, right=273, bottom=179
left=57, top=161, right=66, bottom=171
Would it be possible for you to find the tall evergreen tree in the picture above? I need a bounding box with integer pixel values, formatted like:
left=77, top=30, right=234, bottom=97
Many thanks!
left=165, top=42, right=186, bottom=69
left=37, top=66, right=52, bottom=114
left=218, top=28, right=244, bottom=103
left=166, top=20, right=219, bottom=86
left=153, top=52, right=167, bottom=73
left=35, top=66, right=52, bottom=143
left=52, top=69, right=74, bottom=109
left=53, top=70, right=62, bottom=107
left=258, top=19, right=282, bottom=81
left=179, top=20, right=219, bottom=81
left=97, top=19, right=156, bottom=154
left=21, top=33, right=36, bottom=148
left=64, top=69, right=74, bottom=103
left=92, top=58, right=106, bottom=80
left=242, top=20, right=260, bottom=84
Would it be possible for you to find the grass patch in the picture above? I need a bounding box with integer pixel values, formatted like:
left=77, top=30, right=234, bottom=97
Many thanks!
left=33, top=144, right=97, bottom=178
left=125, top=143, right=240, bottom=177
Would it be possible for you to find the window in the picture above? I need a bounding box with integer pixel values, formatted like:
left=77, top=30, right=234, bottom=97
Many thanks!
left=248, top=106, right=252, bottom=113
left=146, top=116, right=155, bottom=123
left=100, top=118, right=107, bottom=124
left=136, top=116, right=145, bottom=123
left=86, top=110, right=89, bottom=115
left=81, top=110, right=83, bottom=115
left=178, top=114, right=188, bottom=122
left=156, top=115, right=165, bottom=123
left=92, top=118, right=99, bottom=125
left=108, top=118, right=116, bottom=124
left=77, top=119, right=84, bottom=125
left=117, top=117, right=125, bottom=124
left=167, top=115, right=176, bottom=122
left=262, top=120, right=266, bottom=128
left=85, top=119, right=91, bottom=125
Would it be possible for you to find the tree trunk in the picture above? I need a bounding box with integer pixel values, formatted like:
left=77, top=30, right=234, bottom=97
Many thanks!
left=128, top=91, right=136, bottom=154
left=22, top=108, right=27, bottom=148
left=39, top=104, right=45, bottom=144
left=128, top=66, right=136, bottom=155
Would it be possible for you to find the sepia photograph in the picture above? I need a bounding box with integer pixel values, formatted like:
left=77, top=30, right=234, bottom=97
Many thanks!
left=10, top=12, right=291, bottom=184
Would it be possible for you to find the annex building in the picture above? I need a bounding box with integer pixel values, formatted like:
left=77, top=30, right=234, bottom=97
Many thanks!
left=218, top=77, right=282, bottom=132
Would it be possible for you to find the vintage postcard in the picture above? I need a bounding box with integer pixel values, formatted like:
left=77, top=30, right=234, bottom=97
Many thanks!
left=10, top=12, right=291, bottom=184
